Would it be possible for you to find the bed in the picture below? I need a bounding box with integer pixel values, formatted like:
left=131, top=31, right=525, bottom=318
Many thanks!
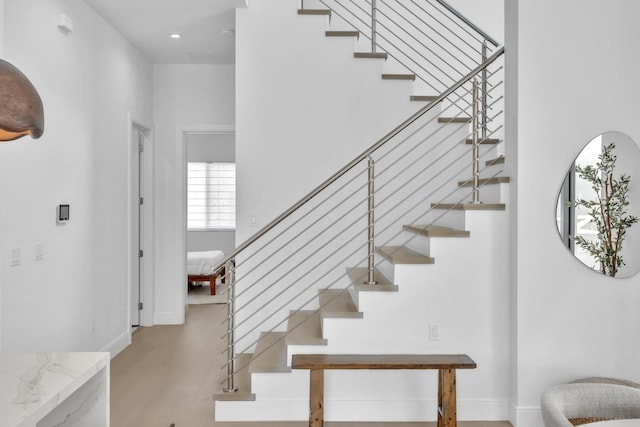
left=187, top=250, right=226, bottom=295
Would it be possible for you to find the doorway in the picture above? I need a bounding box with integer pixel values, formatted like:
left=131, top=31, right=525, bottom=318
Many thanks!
left=176, top=125, right=235, bottom=315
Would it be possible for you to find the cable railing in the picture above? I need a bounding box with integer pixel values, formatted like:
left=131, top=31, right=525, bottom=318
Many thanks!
left=216, top=46, right=504, bottom=391
left=213, top=1, right=504, bottom=393
left=299, top=0, right=499, bottom=137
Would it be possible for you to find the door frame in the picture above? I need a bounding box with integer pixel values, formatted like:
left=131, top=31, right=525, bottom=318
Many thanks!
left=128, top=114, right=154, bottom=335
left=176, top=124, right=235, bottom=318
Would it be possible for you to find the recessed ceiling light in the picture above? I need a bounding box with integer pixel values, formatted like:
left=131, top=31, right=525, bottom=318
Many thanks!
left=169, top=33, right=182, bottom=39
left=220, top=29, right=235, bottom=38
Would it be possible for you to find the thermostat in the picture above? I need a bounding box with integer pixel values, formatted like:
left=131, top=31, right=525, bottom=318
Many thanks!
left=57, top=204, right=70, bottom=224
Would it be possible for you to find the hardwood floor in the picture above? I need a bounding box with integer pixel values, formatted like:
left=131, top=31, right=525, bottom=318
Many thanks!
left=111, top=303, right=512, bottom=427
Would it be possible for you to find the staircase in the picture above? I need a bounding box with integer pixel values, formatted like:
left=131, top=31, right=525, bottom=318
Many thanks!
left=215, top=0, right=510, bottom=422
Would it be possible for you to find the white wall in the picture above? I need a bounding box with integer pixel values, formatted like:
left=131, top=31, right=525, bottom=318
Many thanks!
left=0, top=0, right=152, bottom=353
left=235, top=0, right=425, bottom=245
left=510, top=1, right=640, bottom=425
left=153, top=64, right=234, bottom=324
left=447, top=0, right=504, bottom=45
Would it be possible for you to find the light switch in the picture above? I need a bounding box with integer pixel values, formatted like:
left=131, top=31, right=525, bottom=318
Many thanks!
left=11, top=248, right=21, bottom=267
left=35, top=243, right=43, bottom=261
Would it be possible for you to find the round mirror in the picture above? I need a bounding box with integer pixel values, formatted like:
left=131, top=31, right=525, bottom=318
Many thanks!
left=556, top=132, right=640, bottom=278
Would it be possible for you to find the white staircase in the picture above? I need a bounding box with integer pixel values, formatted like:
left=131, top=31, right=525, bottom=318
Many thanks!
left=215, top=207, right=510, bottom=421
left=217, top=0, right=510, bottom=422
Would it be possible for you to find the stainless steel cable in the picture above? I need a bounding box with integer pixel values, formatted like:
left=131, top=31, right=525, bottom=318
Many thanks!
left=219, top=46, right=505, bottom=388
left=222, top=159, right=506, bottom=378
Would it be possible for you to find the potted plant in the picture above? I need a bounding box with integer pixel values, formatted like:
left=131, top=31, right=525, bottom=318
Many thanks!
left=573, top=142, right=638, bottom=277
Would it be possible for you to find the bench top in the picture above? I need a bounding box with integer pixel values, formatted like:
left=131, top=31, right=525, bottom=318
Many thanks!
left=291, top=354, right=476, bottom=370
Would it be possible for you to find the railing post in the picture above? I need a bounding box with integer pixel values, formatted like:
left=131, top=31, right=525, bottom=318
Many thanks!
left=481, top=40, right=488, bottom=139
left=471, top=79, right=480, bottom=204
left=371, top=0, right=377, bottom=53
left=365, top=156, right=377, bottom=285
left=223, top=259, right=238, bottom=392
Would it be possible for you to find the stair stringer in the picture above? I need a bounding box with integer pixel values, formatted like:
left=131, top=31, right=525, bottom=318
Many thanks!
left=215, top=207, right=511, bottom=422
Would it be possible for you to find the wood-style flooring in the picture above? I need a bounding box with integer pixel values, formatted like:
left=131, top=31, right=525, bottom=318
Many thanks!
left=111, top=303, right=512, bottom=427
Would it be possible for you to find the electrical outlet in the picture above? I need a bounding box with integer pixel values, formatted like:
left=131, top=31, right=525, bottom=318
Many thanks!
left=429, top=323, right=440, bottom=341
left=35, top=243, right=43, bottom=261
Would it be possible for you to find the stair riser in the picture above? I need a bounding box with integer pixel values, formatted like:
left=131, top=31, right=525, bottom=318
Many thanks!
left=250, top=370, right=309, bottom=398
left=451, top=182, right=503, bottom=204
left=216, top=396, right=506, bottom=422
left=374, top=260, right=396, bottom=286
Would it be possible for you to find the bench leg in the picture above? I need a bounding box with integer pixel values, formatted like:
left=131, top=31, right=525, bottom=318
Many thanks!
left=437, top=368, right=457, bottom=427
left=309, top=369, right=324, bottom=427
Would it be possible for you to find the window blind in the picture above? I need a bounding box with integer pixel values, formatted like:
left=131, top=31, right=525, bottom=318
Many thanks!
left=187, top=162, right=236, bottom=230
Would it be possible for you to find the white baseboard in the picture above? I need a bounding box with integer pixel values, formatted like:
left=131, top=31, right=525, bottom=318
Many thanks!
left=101, top=330, right=130, bottom=358
left=514, top=406, right=543, bottom=427
left=215, top=398, right=510, bottom=422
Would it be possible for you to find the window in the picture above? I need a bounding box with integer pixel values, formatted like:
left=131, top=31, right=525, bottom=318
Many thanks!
left=187, top=162, right=236, bottom=230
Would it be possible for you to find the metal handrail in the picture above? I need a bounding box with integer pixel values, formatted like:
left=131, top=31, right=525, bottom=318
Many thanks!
left=218, top=1, right=505, bottom=392
left=433, top=0, right=500, bottom=47
left=223, top=61, right=503, bottom=392
left=212, top=47, right=503, bottom=276
left=219, top=83, right=505, bottom=332
left=221, top=147, right=506, bottom=375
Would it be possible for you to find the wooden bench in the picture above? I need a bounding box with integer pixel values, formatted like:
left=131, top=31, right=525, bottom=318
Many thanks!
left=291, top=354, right=476, bottom=427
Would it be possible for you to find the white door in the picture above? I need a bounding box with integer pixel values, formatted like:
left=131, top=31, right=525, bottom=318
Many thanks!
left=131, top=128, right=145, bottom=327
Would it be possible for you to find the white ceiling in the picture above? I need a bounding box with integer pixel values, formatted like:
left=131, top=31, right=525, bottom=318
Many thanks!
left=83, top=0, right=246, bottom=64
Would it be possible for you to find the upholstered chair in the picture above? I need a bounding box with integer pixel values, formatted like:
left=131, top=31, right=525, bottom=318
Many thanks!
left=541, top=377, right=640, bottom=426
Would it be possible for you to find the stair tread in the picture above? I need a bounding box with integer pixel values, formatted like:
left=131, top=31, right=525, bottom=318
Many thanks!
left=382, top=73, right=416, bottom=80
left=458, top=176, right=511, bottom=187
left=377, top=246, right=434, bottom=265
left=410, top=95, right=438, bottom=102
left=438, top=116, right=472, bottom=123
left=250, top=332, right=290, bottom=374
left=404, top=224, right=470, bottom=238
left=431, top=203, right=506, bottom=211
left=318, top=289, right=362, bottom=318
left=486, top=155, right=505, bottom=166
left=464, top=138, right=500, bottom=145
left=297, top=9, right=331, bottom=15
left=326, top=30, right=359, bottom=37
left=213, top=354, right=256, bottom=401
left=354, top=52, right=388, bottom=59
left=286, top=310, right=327, bottom=345
left=347, top=267, right=397, bottom=291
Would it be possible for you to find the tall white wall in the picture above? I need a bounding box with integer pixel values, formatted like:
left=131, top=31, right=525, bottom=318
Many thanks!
left=0, top=0, right=152, bottom=353
left=447, top=0, right=504, bottom=44
left=235, top=0, right=425, bottom=245
left=153, top=64, right=234, bottom=324
left=509, top=1, right=640, bottom=425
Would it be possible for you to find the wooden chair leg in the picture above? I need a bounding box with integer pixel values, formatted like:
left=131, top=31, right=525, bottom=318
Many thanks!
left=210, top=275, right=216, bottom=295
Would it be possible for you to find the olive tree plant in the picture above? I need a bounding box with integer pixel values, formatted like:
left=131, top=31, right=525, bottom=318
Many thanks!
left=573, top=142, right=638, bottom=277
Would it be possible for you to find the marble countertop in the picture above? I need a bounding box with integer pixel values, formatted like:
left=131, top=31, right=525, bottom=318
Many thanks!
left=0, top=352, right=109, bottom=427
